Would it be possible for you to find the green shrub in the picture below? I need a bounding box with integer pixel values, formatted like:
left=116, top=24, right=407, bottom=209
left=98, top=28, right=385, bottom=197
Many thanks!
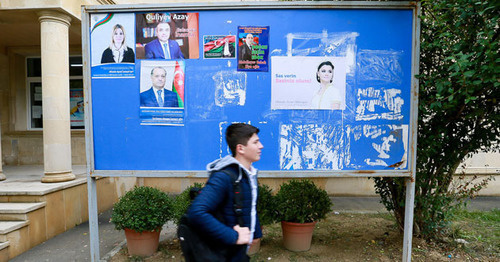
left=373, top=0, right=499, bottom=239
left=257, top=184, right=278, bottom=226
left=171, top=182, right=204, bottom=225
left=275, top=180, right=332, bottom=223
left=111, top=186, right=173, bottom=233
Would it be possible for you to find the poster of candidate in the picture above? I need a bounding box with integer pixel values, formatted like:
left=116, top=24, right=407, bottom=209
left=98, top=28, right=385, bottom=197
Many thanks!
left=90, top=13, right=136, bottom=78
left=203, top=35, right=236, bottom=59
left=139, top=60, right=185, bottom=126
left=237, top=26, right=269, bottom=71
left=271, top=56, right=347, bottom=110
left=135, top=12, right=199, bottom=60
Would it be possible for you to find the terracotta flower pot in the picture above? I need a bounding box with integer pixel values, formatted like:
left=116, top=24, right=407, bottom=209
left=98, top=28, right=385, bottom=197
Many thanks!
left=281, top=221, right=317, bottom=252
left=247, top=238, right=261, bottom=255
left=124, top=228, right=161, bottom=257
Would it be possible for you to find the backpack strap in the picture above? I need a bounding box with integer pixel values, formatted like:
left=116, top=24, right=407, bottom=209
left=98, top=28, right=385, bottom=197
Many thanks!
left=219, top=168, right=245, bottom=227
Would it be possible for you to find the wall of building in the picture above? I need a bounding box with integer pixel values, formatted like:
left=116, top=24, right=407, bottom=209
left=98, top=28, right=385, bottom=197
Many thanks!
left=0, top=0, right=105, bottom=19
left=1, top=133, right=86, bottom=165
left=0, top=176, right=137, bottom=260
left=0, top=45, right=87, bottom=165
left=140, top=173, right=500, bottom=197
left=0, top=0, right=498, bottom=196
left=0, top=53, right=9, bottom=137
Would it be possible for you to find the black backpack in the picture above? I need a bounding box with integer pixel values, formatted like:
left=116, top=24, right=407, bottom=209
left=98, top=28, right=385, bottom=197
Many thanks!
left=177, top=169, right=246, bottom=262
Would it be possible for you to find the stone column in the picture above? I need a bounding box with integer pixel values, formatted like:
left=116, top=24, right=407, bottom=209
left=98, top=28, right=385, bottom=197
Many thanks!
left=38, top=11, right=75, bottom=183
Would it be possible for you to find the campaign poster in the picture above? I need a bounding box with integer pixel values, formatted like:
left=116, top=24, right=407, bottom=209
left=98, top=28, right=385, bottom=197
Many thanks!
left=203, top=35, right=236, bottom=59
left=237, top=26, right=269, bottom=72
left=139, top=60, right=185, bottom=126
left=271, top=56, right=347, bottom=110
left=90, top=13, right=136, bottom=78
left=70, top=89, right=84, bottom=128
left=135, top=13, right=199, bottom=60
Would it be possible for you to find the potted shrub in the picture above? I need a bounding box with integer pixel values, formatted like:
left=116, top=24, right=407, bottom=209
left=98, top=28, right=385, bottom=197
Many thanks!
left=257, top=184, right=278, bottom=227
left=171, top=182, right=204, bottom=225
left=275, top=179, right=332, bottom=252
left=111, top=186, right=173, bottom=257
left=248, top=184, right=278, bottom=255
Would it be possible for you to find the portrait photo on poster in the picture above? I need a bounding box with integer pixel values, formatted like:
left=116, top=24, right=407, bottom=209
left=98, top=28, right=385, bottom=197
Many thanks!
left=139, top=60, right=185, bottom=108
left=139, top=60, right=185, bottom=126
left=237, top=26, right=269, bottom=71
left=90, top=13, right=136, bottom=78
left=91, top=13, right=136, bottom=65
left=135, top=12, right=199, bottom=60
left=271, top=56, right=347, bottom=110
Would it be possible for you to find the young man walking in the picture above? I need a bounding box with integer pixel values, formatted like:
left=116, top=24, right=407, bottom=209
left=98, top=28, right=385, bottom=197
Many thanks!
left=187, top=123, right=264, bottom=261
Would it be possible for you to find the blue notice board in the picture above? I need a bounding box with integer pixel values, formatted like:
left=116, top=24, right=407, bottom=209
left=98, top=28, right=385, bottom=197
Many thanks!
left=84, top=3, right=418, bottom=175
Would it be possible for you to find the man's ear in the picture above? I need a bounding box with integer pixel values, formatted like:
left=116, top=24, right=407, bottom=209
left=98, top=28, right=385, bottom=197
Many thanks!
left=236, top=144, right=245, bottom=155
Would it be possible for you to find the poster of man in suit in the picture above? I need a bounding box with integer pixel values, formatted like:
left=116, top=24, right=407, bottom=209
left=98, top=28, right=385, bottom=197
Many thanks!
left=140, top=66, right=179, bottom=108
left=139, top=60, right=185, bottom=126
left=237, top=26, right=269, bottom=72
left=135, top=12, right=199, bottom=60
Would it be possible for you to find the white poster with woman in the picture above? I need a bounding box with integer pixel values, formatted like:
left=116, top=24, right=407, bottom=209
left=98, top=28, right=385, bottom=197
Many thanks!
left=90, top=13, right=136, bottom=78
left=271, top=56, right=347, bottom=110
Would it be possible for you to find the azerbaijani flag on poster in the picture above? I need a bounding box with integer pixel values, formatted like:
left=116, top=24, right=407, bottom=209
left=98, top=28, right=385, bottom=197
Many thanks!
left=204, top=35, right=235, bottom=53
left=203, top=35, right=236, bottom=58
left=172, top=61, right=185, bottom=107
left=91, top=14, right=114, bottom=33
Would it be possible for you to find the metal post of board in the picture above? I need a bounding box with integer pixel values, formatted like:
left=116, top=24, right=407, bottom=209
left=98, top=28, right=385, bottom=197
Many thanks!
left=402, top=177, right=416, bottom=261
left=81, top=5, right=99, bottom=261
left=403, top=2, right=420, bottom=261
left=87, top=176, right=100, bottom=261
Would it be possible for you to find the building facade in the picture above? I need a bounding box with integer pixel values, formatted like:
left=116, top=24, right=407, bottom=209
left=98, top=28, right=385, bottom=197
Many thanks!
left=0, top=0, right=498, bottom=193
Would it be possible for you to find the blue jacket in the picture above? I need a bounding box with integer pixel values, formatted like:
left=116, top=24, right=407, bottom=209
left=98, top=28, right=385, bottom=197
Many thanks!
left=187, top=156, right=262, bottom=259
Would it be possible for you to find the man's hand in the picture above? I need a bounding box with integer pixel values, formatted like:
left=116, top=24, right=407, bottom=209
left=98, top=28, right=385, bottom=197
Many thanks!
left=233, top=225, right=251, bottom=245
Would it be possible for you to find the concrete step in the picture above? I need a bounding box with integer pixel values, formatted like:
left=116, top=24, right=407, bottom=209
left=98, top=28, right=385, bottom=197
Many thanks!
left=0, top=202, right=47, bottom=258
left=0, top=203, right=46, bottom=221
left=0, top=221, right=30, bottom=259
left=0, top=221, right=29, bottom=242
left=0, top=241, right=9, bottom=262
left=0, top=241, right=8, bottom=251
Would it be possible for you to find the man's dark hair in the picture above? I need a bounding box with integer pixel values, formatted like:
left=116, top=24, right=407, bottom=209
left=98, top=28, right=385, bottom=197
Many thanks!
left=226, top=123, right=259, bottom=157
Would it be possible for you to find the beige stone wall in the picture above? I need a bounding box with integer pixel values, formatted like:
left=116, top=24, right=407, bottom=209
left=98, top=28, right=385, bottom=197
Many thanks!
left=1, top=132, right=86, bottom=165
left=1, top=46, right=87, bottom=165
left=458, top=151, right=500, bottom=175
left=0, top=54, right=8, bottom=124
left=141, top=177, right=369, bottom=196
left=0, top=0, right=62, bottom=9
left=0, top=53, right=9, bottom=170
left=142, top=174, right=500, bottom=196
left=0, top=0, right=107, bottom=20
left=71, top=133, right=87, bottom=165
left=8, top=51, right=29, bottom=132
left=4, top=134, right=43, bottom=165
